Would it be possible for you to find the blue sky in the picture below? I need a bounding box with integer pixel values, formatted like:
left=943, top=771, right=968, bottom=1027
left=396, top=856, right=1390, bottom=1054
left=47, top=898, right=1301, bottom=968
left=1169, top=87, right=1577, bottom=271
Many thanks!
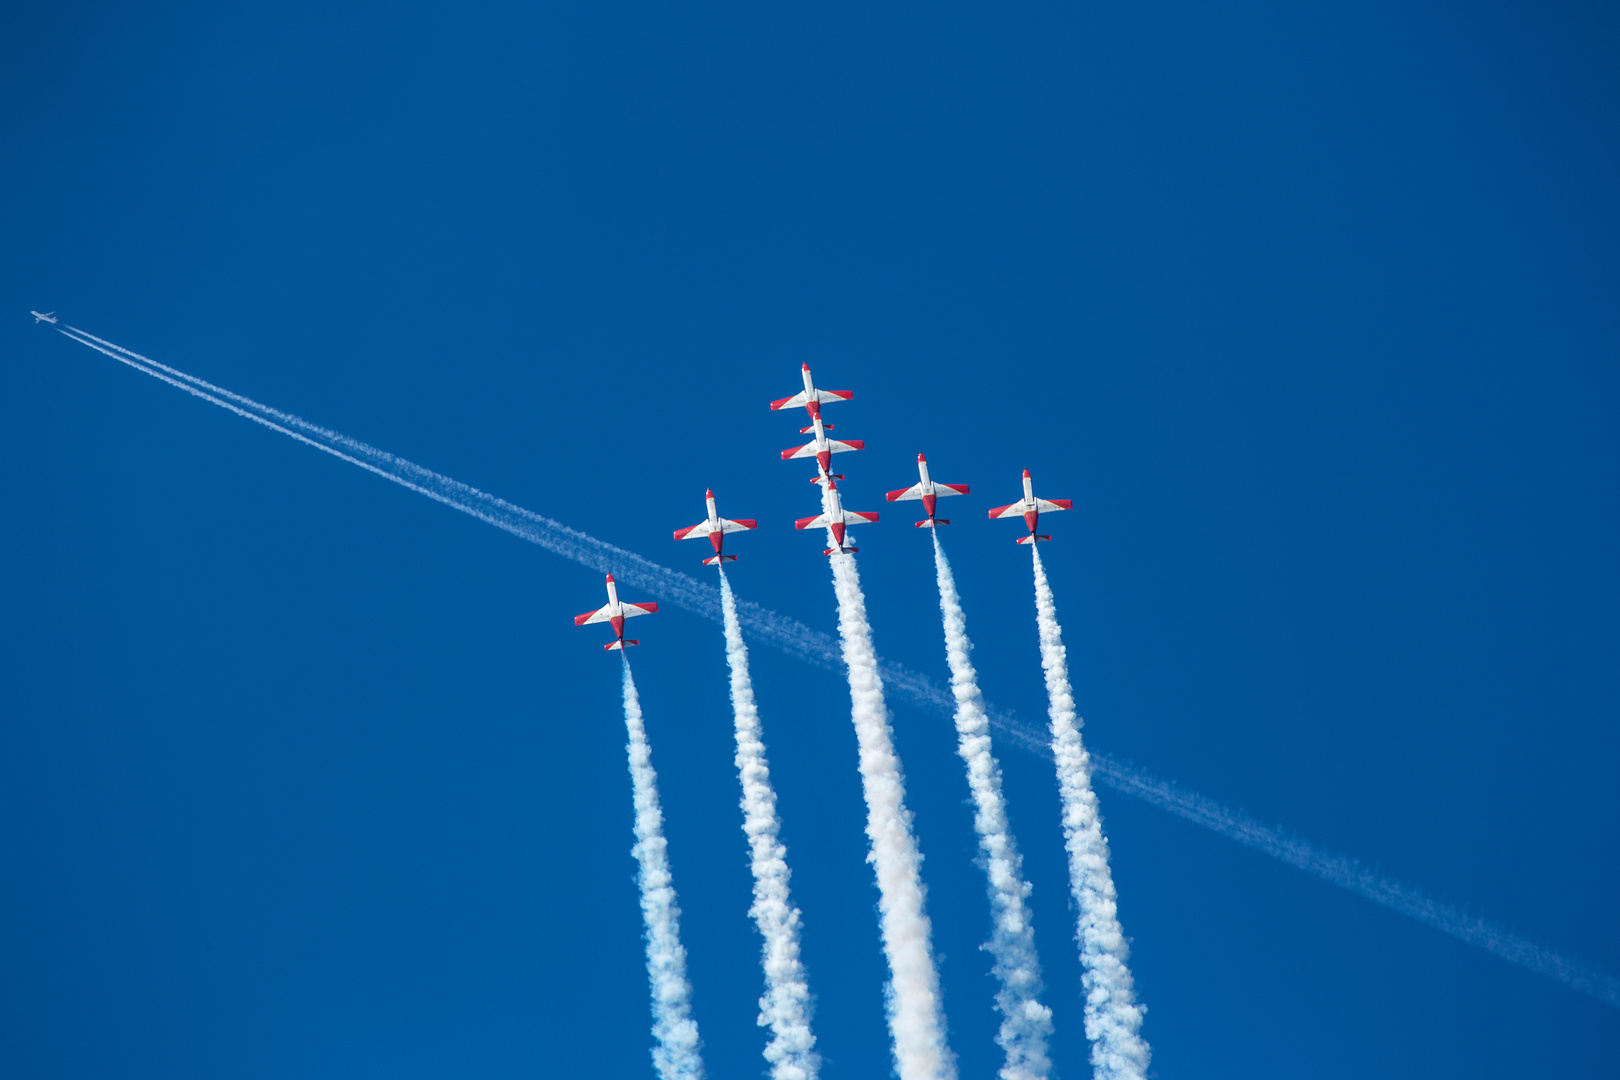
left=3, top=1, right=1618, bottom=1077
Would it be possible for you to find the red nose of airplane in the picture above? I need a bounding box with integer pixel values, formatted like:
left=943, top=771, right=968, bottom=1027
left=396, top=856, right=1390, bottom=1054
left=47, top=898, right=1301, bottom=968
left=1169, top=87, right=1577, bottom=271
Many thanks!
left=705, top=488, right=713, bottom=498
left=918, top=452, right=927, bottom=462
left=1022, top=469, right=1031, bottom=478
left=802, top=363, right=811, bottom=371
left=605, top=573, right=615, bottom=584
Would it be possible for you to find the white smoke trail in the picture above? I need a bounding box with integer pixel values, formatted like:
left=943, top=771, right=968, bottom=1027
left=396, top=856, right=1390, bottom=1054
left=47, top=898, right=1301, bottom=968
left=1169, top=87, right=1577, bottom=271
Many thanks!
left=621, top=657, right=706, bottom=1080
left=717, top=568, right=819, bottom=1080
left=52, top=326, right=1620, bottom=1011
left=825, top=520, right=955, bottom=1080
left=1030, top=548, right=1149, bottom=1080
left=930, top=532, right=1053, bottom=1080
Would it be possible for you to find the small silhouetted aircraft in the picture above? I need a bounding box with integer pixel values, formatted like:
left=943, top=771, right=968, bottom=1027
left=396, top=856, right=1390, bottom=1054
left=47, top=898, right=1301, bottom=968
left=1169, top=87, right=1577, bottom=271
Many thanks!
left=673, top=489, right=757, bottom=564
left=31, top=311, right=57, bottom=324
left=574, top=574, right=659, bottom=650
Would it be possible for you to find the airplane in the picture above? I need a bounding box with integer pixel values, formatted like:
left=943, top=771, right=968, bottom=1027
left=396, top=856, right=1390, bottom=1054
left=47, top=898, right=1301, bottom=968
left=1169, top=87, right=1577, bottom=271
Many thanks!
left=573, top=574, right=659, bottom=650
left=770, top=363, right=853, bottom=424
left=781, top=413, right=864, bottom=476
left=886, top=453, right=970, bottom=528
left=795, top=478, right=879, bottom=554
left=31, top=311, right=57, bottom=324
left=672, top=489, right=758, bottom=564
left=988, top=469, right=1072, bottom=544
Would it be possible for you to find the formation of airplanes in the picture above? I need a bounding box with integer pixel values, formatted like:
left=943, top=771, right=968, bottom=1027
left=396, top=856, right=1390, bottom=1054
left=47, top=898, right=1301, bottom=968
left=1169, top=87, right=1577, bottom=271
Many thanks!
left=576, top=363, right=1072, bottom=649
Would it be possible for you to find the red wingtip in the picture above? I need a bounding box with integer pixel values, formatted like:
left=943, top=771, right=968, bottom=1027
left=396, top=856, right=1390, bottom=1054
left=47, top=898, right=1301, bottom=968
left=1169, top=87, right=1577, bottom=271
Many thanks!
left=1022, top=468, right=1031, bottom=478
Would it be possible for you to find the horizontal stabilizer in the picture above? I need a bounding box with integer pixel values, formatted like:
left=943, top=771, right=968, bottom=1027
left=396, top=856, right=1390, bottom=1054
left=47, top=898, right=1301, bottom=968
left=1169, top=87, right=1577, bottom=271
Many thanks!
left=605, top=639, right=640, bottom=651
left=810, top=474, right=845, bottom=484
left=914, top=518, right=949, bottom=528
left=1014, top=535, right=1051, bottom=545
left=800, top=423, right=833, bottom=433
left=824, top=546, right=858, bottom=555
left=701, top=554, right=738, bottom=565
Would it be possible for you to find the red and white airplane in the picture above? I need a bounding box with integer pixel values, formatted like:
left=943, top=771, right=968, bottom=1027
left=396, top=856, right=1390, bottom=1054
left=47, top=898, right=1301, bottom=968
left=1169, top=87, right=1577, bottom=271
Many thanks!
left=574, top=574, right=659, bottom=650
left=672, top=489, right=758, bottom=564
left=886, top=453, right=970, bottom=528
left=795, top=478, right=879, bottom=554
left=781, top=414, right=863, bottom=477
left=770, top=363, right=853, bottom=423
left=988, top=469, right=1072, bottom=544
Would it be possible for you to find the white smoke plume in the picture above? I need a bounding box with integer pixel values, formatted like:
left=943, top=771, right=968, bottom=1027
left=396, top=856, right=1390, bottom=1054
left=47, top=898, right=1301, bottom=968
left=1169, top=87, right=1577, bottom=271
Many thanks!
left=824, top=508, right=955, bottom=1080
left=621, top=658, right=707, bottom=1080
left=930, top=532, right=1053, bottom=1080
left=1030, top=548, right=1149, bottom=1080
left=718, top=568, right=819, bottom=1080
left=53, top=326, right=1620, bottom=1011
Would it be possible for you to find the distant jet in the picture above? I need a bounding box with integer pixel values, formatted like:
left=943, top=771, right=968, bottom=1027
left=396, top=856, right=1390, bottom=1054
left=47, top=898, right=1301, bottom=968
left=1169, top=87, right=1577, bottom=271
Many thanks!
left=672, top=489, right=758, bottom=564
left=781, top=414, right=864, bottom=477
left=31, top=311, right=57, bottom=324
left=574, top=574, right=659, bottom=650
left=988, top=469, right=1071, bottom=544
left=796, top=478, right=879, bottom=554
left=770, top=363, right=853, bottom=423
left=886, top=453, right=970, bottom=528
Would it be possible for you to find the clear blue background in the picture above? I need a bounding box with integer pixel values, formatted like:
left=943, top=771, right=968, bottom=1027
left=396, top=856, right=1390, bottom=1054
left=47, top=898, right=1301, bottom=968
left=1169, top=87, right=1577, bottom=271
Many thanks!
left=3, top=1, right=1617, bottom=1076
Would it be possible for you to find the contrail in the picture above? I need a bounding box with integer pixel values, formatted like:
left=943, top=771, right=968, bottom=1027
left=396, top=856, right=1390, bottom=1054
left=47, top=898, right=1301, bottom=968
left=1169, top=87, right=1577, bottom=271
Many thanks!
left=1031, top=548, right=1149, bottom=1080
left=827, top=522, right=955, bottom=1080
left=718, top=567, right=819, bottom=1080
left=621, top=657, right=706, bottom=1080
left=51, top=326, right=1620, bottom=1011
left=930, top=532, right=1052, bottom=1080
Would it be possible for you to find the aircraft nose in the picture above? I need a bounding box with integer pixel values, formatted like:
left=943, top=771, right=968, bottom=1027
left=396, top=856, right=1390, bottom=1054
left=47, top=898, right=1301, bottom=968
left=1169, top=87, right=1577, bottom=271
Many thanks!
left=801, top=363, right=811, bottom=371
left=605, top=573, right=615, bottom=583
left=918, top=453, right=927, bottom=462
left=705, top=488, right=713, bottom=498
left=1022, top=468, right=1031, bottom=478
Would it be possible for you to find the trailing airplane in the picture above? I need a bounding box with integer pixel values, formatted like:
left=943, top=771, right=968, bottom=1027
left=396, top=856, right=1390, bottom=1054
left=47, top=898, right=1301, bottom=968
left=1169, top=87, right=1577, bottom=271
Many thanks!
left=672, top=488, right=758, bottom=564
left=886, top=453, right=969, bottom=528
left=781, top=414, right=864, bottom=476
left=31, top=311, right=57, bottom=324
left=770, top=363, right=853, bottom=423
left=988, top=469, right=1072, bottom=543
left=573, top=574, right=659, bottom=650
left=796, top=478, right=879, bottom=554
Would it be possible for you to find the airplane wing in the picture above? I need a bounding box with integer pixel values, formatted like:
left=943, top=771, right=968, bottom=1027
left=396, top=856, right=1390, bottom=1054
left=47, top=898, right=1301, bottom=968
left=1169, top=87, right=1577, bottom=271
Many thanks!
left=1034, top=499, right=1072, bottom=513
left=844, top=511, right=880, bottom=525
left=574, top=605, right=614, bottom=625
left=717, top=517, right=758, bottom=534
left=770, top=389, right=854, bottom=411
left=886, top=483, right=925, bottom=502
left=672, top=521, right=717, bottom=540
left=937, top=484, right=970, bottom=497
left=987, top=501, right=1029, bottom=519
left=780, top=438, right=866, bottom=460
left=621, top=602, right=659, bottom=619
left=794, top=513, right=830, bottom=530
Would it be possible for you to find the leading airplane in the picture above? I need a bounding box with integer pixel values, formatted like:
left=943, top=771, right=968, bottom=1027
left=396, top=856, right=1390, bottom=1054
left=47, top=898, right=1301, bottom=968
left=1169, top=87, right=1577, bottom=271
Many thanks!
left=672, top=489, right=758, bottom=564
left=796, top=478, right=879, bottom=554
left=886, top=453, right=969, bottom=528
left=988, top=469, right=1072, bottom=543
left=573, top=574, right=659, bottom=650
left=770, top=363, right=853, bottom=423
left=781, top=413, right=864, bottom=477
left=31, top=311, right=57, bottom=324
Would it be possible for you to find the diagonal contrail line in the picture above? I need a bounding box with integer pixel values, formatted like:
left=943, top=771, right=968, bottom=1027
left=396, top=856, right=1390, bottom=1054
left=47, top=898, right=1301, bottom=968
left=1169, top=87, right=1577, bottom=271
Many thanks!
left=52, top=325, right=1620, bottom=1012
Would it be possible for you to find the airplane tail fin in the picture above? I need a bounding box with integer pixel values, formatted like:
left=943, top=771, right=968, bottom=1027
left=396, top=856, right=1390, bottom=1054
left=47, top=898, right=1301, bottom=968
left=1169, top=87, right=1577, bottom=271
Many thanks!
left=605, top=639, right=640, bottom=651
left=702, top=554, right=738, bottom=565
left=1015, top=535, right=1051, bottom=545
left=914, top=518, right=949, bottom=528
